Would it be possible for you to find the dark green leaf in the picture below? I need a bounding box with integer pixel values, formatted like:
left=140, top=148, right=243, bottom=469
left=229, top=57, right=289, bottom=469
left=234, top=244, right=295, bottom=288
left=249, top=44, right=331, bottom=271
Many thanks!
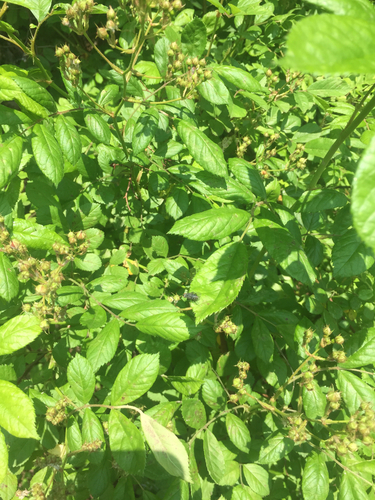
left=332, top=228, right=374, bottom=278
left=181, top=18, right=207, bottom=58
left=84, top=111, right=112, bottom=144
left=0, top=136, right=23, bottom=190
left=32, top=123, right=64, bottom=187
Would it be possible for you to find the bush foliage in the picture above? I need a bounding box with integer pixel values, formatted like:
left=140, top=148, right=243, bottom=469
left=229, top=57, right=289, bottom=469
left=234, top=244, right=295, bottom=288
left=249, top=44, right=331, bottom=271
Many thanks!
left=1, top=0, right=375, bottom=498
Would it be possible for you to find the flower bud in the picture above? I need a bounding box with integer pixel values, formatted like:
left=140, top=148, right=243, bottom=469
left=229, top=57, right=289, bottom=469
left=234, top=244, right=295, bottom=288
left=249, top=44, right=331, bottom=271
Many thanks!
left=97, top=27, right=108, bottom=39
left=229, top=394, right=239, bottom=403
left=35, top=284, right=49, bottom=296
left=170, top=41, right=179, bottom=51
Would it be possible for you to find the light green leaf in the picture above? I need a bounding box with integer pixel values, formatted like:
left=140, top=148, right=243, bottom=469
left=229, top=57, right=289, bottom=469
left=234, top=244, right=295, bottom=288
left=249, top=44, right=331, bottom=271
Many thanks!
left=213, top=65, right=264, bottom=93
left=337, top=370, right=375, bottom=414
left=55, top=115, right=82, bottom=166
left=294, top=188, right=347, bottom=212
left=169, top=207, right=249, bottom=241
left=67, top=354, right=96, bottom=404
left=303, top=380, right=327, bottom=419
left=181, top=399, right=206, bottom=429
left=0, top=315, right=41, bottom=355
left=32, top=123, right=64, bottom=187
left=111, top=353, right=159, bottom=406
left=243, top=464, right=270, bottom=497
left=177, top=121, right=228, bottom=177
left=352, top=135, right=375, bottom=248
left=198, top=77, right=230, bottom=105
left=302, top=452, right=329, bottom=500
left=136, top=312, right=199, bottom=342
left=87, top=320, right=120, bottom=373
left=202, top=379, right=226, bottom=409
left=82, top=408, right=105, bottom=464
left=141, top=412, right=192, bottom=482
left=229, top=157, right=266, bottom=199
left=305, top=0, right=375, bottom=21
left=342, top=327, right=375, bottom=369
left=191, top=171, right=255, bottom=204
left=0, top=253, right=18, bottom=302
left=226, top=413, right=251, bottom=453
left=181, top=18, right=207, bottom=58
left=203, top=428, right=225, bottom=484
left=120, top=299, right=176, bottom=321
left=109, top=410, right=145, bottom=475
left=0, top=469, right=17, bottom=500
left=5, top=0, right=51, bottom=22
left=0, top=431, right=8, bottom=485
left=11, top=76, right=56, bottom=112
left=0, top=136, right=23, bottom=190
left=12, top=218, right=66, bottom=250
left=339, top=471, right=369, bottom=500
left=0, top=380, right=39, bottom=439
left=283, top=14, right=375, bottom=74
left=100, top=291, right=147, bottom=310
left=258, top=432, right=294, bottom=464
left=191, top=241, right=248, bottom=323
left=307, top=77, right=351, bottom=97
left=254, top=218, right=316, bottom=286
left=132, top=108, right=159, bottom=155
left=84, top=111, right=111, bottom=144
left=168, top=376, right=203, bottom=396
left=154, top=37, right=169, bottom=77
left=74, top=253, right=102, bottom=272
left=232, top=484, right=262, bottom=500
left=332, top=228, right=374, bottom=278
left=165, top=186, right=189, bottom=220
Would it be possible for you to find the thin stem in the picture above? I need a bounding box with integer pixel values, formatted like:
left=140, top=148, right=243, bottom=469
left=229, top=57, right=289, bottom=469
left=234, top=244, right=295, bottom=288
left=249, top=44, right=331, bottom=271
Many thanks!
left=309, top=89, right=375, bottom=189
left=206, top=11, right=221, bottom=58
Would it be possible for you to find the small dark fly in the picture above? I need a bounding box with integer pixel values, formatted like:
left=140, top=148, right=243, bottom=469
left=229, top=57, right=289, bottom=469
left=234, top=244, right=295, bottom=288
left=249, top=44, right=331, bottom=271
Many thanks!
left=183, top=292, right=199, bottom=302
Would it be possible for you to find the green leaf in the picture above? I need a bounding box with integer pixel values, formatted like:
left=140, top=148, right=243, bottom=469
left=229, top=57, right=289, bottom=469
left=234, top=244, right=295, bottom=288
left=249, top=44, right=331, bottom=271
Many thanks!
left=12, top=219, right=66, bottom=250
left=165, top=186, right=189, bottom=220
left=74, top=253, right=102, bottom=272
left=87, top=320, right=120, bottom=373
left=177, top=121, right=228, bottom=177
left=11, top=76, right=56, bottom=112
left=0, top=253, right=18, bottom=302
left=132, top=109, right=159, bottom=155
left=252, top=317, right=274, bottom=364
left=0, top=136, right=23, bottom=190
left=84, top=111, right=111, bottom=144
left=332, top=228, right=374, bottom=278
left=305, top=0, right=375, bottom=21
left=229, top=157, right=266, bottom=199
left=302, top=452, right=329, bottom=500
left=0, top=431, right=8, bottom=485
left=203, top=428, right=225, bottom=484
left=67, top=353, right=96, bottom=404
left=100, top=291, right=147, bottom=310
left=258, top=432, right=294, bottom=464
left=55, top=115, right=82, bottom=166
left=213, top=65, right=264, bottom=93
left=121, top=299, right=176, bottom=321
left=197, top=77, right=230, bottom=105
left=254, top=218, right=316, bottom=286
left=154, top=37, right=169, bottom=78
left=283, top=14, right=375, bottom=74
left=243, top=464, right=270, bottom=497
left=0, top=315, right=41, bottom=355
left=191, top=171, right=255, bottom=204
left=32, top=123, right=64, bottom=187
left=111, top=353, right=159, bottom=406
left=136, top=312, right=199, bottom=342
left=226, top=413, right=251, bottom=453
left=190, top=241, right=248, bottom=323
left=82, top=408, right=105, bottom=464
left=342, top=327, right=375, bottom=369
left=339, top=471, right=369, bottom=500
left=0, top=469, right=17, bottom=500
left=303, top=380, right=327, bottom=419
left=108, top=409, right=145, bottom=475
left=307, top=77, right=351, bottom=97
left=181, top=18, right=207, bottom=58
left=294, top=188, right=347, bottom=213
left=0, top=380, right=39, bottom=439
left=67, top=415, right=82, bottom=452
left=168, top=376, right=203, bottom=396
left=140, top=412, right=192, bottom=482
left=5, top=0, right=51, bottom=22
left=337, top=370, right=375, bottom=414
left=202, top=379, right=226, bottom=409
left=352, top=135, right=375, bottom=248
left=169, top=207, right=249, bottom=241
left=181, top=399, right=206, bottom=429
left=232, top=484, right=262, bottom=500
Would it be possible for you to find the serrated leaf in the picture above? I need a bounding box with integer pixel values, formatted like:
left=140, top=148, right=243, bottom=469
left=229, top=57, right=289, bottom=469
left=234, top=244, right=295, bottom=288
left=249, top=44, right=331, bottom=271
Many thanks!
left=181, top=399, right=206, bottom=429
left=303, top=380, right=327, bottom=419
left=120, top=299, right=176, bottom=321
left=87, top=320, right=120, bottom=373
left=0, top=315, right=41, bottom=355
left=84, top=111, right=112, bottom=144
left=229, top=157, right=266, bottom=199
left=32, top=123, right=64, bottom=187
left=302, top=452, right=329, bottom=500
left=198, top=77, right=230, bottom=105
left=111, top=353, right=159, bottom=406
left=295, top=188, right=347, bottom=212
left=203, top=428, right=225, bottom=484
left=109, top=410, right=145, bottom=475
left=67, top=353, right=96, bottom=404
left=191, top=171, right=255, bottom=204
left=100, top=291, right=147, bottom=310
left=168, top=376, right=203, bottom=396
left=226, top=413, right=251, bottom=453
left=252, top=317, right=274, bottom=364
left=190, top=241, right=248, bottom=323
left=0, top=136, right=23, bottom=190
left=243, top=464, right=269, bottom=497
left=352, top=135, right=375, bottom=248
left=154, top=37, right=169, bottom=77
left=12, top=75, right=56, bottom=112
left=177, top=121, right=228, bottom=177
left=0, top=253, right=18, bottom=302
left=136, top=312, right=200, bottom=342
left=0, top=380, right=39, bottom=439
left=132, top=109, right=159, bottom=155
left=74, top=253, right=102, bottom=272
left=169, top=207, right=249, bottom=241
left=55, top=115, right=82, bottom=165
left=165, top=186, right=189, bottom=220
left=12, top=218, right=66, bottom=250
left=332, top=228, right=374, bottom=278
left=232, top=484, right=262, bottom=500
left=337, top=370, right=375, bottom=414
left=342, top=327, right=375, bottom=369
left=214, top=65, right=264, bottom=92
left=82, top=408, right=105, bottom=464
left=141, top=412, right=192, bottom=482
left=202, top=379, right=226, bottom=409
left=254, top=218, right=316, bottom=286
left=0, top=431, right=8, bottom=485
left=5, top=0, right=51, bottom=22
left=339, top=471, right=369, bottom=500
left=283, top=14, right=375, bottom=74
left=305, top=0, right=375, bottom=21
left=181, top=18, right=207, bottom=58
left=258, top=432, right=294, bottom=464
